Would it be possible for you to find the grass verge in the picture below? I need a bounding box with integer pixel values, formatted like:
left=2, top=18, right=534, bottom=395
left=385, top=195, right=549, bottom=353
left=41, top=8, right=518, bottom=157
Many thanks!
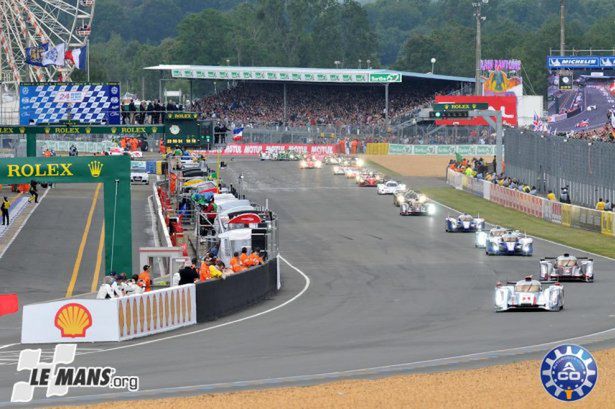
left=423, top=186, right=615, bottom=259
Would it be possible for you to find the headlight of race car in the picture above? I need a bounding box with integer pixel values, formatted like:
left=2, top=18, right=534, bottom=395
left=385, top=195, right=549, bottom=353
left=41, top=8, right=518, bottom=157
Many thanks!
left=426, top=203, right=436, bottom=215
left=355, top=158, right=364, bottom=167
left=314, top=160, right=322, bottom=168
left=522, top=244, right=531, bottom=253
left=418, top=194, right=427, bottom=203
left=476, top=232, right=488, bottom=246
left=300, top=160, right=307, bottom=167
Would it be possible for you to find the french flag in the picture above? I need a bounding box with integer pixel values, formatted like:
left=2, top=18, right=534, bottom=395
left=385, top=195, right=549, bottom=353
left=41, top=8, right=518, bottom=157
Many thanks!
left=232, top=127, right=244, bottom=142
left=65, top=45, right=87, bottom=70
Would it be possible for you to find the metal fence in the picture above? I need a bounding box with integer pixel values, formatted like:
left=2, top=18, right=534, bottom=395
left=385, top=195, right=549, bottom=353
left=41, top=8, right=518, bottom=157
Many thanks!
left=504, top=129, right=615, bottom=208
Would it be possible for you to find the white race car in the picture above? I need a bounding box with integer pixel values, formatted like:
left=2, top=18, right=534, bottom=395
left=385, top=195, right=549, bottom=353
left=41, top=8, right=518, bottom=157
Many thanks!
left=377, top=180, right=407, bottom=195
left=485, top=230, right=534, bottom=256
left=494, top=276, right=564, bottom=312
left=445, top=214, right=485, bottom=233
left=540, top=254, right=594, bottom=282
left=332, top=165, right=346, bottom=175
left=475, top=226, right=510, bottom=248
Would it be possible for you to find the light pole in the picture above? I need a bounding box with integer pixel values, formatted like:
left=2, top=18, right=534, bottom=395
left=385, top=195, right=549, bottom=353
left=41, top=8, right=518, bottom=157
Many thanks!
left=334, top=60, right=341, bottom=69
left=560, top=0, right=565, bottom=55
left=358, top=59, right=362, bottom=69
left=473, top=0, right=488, bottom=96
left=366, top=59, right=372, bottom=69
left=430, top=58, right=437, bottom=74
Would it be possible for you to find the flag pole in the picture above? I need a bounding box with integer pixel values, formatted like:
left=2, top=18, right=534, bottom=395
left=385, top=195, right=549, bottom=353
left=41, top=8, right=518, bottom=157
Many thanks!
left=87, top=38, right=90, bottom=82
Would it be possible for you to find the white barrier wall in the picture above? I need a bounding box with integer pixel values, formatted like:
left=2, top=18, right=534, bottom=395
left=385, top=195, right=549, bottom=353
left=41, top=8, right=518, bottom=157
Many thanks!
left=21, top=285, right=196, bottom=344
left=22, top=300, right=120, bottom=344
left=117, top=284, right=196, bottom=341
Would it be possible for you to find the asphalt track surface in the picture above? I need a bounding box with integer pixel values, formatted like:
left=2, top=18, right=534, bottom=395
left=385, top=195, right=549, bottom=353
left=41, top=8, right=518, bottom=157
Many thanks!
left=1, top=159, right=615, bottom=406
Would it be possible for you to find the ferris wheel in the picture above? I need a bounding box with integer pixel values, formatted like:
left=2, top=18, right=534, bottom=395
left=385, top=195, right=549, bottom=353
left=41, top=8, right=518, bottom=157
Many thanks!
left=0, top=0, right=95, bottom=91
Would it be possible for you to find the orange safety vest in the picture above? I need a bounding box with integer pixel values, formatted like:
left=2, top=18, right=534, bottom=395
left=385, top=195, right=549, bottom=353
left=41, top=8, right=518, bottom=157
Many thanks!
left=240, top=253, right=250, bottom=267
left=249, top=253, right=263, bottom=266
left=138, top=271, right=151, bottom=292
left=199, top=263, right=210, bottom=281
left=230, top=257, right=246, bottom=273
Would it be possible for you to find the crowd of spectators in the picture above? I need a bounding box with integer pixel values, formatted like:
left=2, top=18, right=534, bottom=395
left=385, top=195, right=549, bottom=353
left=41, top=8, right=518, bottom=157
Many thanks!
left=190, top=83, right=450, bottom=128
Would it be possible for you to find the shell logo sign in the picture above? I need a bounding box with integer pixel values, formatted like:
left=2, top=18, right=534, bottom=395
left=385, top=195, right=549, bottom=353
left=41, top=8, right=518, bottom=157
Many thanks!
left=54, top=303, right=93, bottom=338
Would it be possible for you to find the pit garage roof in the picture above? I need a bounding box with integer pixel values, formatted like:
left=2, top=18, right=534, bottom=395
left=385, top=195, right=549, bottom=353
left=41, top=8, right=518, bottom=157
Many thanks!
left=145, top=65, right=474, bottom=85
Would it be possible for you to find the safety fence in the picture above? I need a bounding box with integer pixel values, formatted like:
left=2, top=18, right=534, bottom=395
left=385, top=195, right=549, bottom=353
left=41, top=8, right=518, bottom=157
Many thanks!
left=365, top=143, right=497, bottom=156
left=21, top=285, right=197, bottom=344
left=446, top=169, right=612, bottom=236
left=505, top=129, right=615, bottom=209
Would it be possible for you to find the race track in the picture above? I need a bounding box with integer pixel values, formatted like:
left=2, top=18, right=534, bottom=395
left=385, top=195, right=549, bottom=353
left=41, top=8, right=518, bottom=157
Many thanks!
left=1, top=159, right=615, bottom=406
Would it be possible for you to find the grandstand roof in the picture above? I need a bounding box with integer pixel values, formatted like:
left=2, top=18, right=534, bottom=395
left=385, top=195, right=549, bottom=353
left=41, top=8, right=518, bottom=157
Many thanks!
left=145, top=65, right=474, bottom=84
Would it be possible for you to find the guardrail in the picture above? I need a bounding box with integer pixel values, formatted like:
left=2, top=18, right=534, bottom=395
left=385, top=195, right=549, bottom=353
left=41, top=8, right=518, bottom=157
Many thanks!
left=446, top=169, right=612, bottom=235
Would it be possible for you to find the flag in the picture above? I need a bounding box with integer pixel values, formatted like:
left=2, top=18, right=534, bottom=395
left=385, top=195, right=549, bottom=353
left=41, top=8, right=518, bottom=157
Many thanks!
left=0, top=294, right=18, bottom=316
left=532, top=113, right=543, bottom=131
left=25, top=44, right=49, bottom=67
left=455, top=152, right=463, bottom=163
left=42, top=43, right=66, bottom=66
left=232, top=127, right=244, bottom=142
left=65, top=45, right=87, bottom=70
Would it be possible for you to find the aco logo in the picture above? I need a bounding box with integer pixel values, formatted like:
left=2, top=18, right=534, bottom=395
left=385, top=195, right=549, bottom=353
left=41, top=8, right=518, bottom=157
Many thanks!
left=541, top=344, right=598, bottom=401
left=54, top=303, right=93, bottom=338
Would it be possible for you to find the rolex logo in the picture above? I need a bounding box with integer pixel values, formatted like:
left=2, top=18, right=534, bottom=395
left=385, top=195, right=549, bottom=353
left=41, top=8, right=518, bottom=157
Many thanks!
left=111, top=127, right=117, bottom=134
left=85, top=127, right=91, bottom=134
left=19, top=127, right=25, bottom=134
left=88, top=160, right=103, bottom=178
left=44, top=127, right=50, bottom=134
left=152, top=127, right=158, bottom=133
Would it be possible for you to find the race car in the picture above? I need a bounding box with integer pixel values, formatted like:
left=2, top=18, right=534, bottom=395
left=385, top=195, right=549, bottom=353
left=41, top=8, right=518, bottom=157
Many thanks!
left=400, top=191, right=436, bottom=216
left=324, top=155, right=342, bottom=165
left=485, top=230, right=533, bottom=256
left=377, top=180, right=407, bottom=195
left=475, top=226, right=511, bottom=248
left=393, top=190, right=415, bottom=207
left=332, top=165, right=346, bottom=175
left=351, top=157, right=365, bottom=168
left=344, top=167, right=359, bottom=179
left=357, top=173, right=380, bottom=187
left=539, top=254, right=594, bottom=282
left=444, top=214, right=485, bottom=233
left=576, top=119, right=590, bottom=128
left=299, top=157, right=323, bottom=169
left=494, top=276, right=564, bottom=312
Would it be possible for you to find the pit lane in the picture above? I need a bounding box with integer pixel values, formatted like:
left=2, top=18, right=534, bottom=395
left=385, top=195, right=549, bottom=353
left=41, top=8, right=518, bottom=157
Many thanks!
left=1, top=158, right=615, bottom=406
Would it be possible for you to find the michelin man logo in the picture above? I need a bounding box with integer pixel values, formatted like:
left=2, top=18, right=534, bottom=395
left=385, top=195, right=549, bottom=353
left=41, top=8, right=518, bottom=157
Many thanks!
left=540, top=344, right=598, bottom=401
left=11, top=344, right=139, bottom=403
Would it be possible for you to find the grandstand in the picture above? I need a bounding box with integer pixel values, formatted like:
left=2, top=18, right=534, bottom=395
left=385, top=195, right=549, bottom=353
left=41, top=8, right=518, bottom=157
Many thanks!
left=145, top=65, right=474, bottom=130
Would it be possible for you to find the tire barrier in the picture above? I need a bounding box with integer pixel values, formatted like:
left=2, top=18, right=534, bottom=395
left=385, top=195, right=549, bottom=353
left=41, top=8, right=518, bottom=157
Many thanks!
left=195, top=257, right=279, bottom=323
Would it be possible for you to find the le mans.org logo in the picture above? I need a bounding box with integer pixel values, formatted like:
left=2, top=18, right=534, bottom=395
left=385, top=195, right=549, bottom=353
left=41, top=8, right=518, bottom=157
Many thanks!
left=54, top=303, right=92, bottom=338
left=541, top=344, right=598, bottom=402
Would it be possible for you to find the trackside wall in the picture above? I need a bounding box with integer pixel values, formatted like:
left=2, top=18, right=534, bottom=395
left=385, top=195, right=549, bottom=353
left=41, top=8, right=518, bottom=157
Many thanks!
left=447, top=170, right=613, bottom=236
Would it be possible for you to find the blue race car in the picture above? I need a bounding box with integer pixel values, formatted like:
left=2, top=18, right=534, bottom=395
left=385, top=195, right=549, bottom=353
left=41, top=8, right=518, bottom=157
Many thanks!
left=445, top=213, right=485, bottom=232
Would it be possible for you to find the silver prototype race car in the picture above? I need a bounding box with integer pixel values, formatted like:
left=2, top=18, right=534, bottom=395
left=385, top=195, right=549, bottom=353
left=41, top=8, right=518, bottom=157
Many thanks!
left=445, top=213, right=485, bottom=233
left=494, top=276, right=564, bottom=312
left=540, top=254, right=594, bottom=282
left=475, top=226, right=510, bottom=248
left=399, top=191, right=436, bottom=216
left=485, top=230, right=533, bottom=256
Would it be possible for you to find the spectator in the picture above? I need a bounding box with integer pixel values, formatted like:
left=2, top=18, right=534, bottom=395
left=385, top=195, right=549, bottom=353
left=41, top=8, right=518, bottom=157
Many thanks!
left=125, top=274, right=144, bottom=295
left=530, top=186, right=538, bottom=195
left=96, top=276, right=117, bottom=299
left=178, top=259, right=199, bottom=285
left=547, top=191, right=556, bottom=201
left=249, top=247, right=264, bottom=266
left=560, top=187, right=571, bottom=204
left=1, top=196, right=10, bottom=226
left=596, top=198, right=606, bottom=211
left=240, top=247, right=250, bottom=267
left=605, top=199, right=613, bottom=211
left=230, top=251, right=247, bottom=273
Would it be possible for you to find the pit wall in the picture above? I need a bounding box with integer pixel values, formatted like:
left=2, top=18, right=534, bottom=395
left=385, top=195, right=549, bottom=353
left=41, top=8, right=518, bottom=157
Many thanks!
left=446, top=169, right=615, bottom=236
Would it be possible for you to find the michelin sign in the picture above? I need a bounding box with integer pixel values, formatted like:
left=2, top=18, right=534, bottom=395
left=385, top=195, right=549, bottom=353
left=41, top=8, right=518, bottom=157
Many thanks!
left=547, top=56, right=615, bottom=70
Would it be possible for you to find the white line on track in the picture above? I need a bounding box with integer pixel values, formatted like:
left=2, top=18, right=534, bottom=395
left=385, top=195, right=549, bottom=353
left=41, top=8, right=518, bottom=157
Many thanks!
left=0, top=188, right=50, bottom=260
left=71, top=255, right=311, bottom=354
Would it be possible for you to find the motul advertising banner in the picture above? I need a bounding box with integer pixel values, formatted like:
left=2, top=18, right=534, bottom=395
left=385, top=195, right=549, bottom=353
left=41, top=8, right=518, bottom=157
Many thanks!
left=193, top=144, right=338, bottom=156
left=434, top=95, right=518, bottom=127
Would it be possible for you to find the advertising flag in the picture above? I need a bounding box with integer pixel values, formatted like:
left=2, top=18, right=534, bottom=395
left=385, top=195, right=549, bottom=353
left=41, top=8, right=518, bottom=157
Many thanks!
left=65, top=45, right=87, bottom=70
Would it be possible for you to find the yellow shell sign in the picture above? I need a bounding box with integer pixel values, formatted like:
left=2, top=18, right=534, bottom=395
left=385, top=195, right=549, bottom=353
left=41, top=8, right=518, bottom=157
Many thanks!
left=54, top=303, right=93, bottom=338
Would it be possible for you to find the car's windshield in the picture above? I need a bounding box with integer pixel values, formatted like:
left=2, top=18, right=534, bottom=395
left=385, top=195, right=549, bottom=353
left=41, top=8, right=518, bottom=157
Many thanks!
left=515, top=283, right=541, bottom=292
left=491, top=230, right=508, bottom=237
left=557, top=258, right=576, bottom=267
left=459, top=215, right=473, bottom=222
left=502, top=235, right=518, bottom=242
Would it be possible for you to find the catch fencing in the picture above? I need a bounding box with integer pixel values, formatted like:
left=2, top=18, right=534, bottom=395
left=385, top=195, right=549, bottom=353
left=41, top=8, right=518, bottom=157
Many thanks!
left=505, top=129, right=615, bottom=208
left=446, top=169, right=612, bottom=236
